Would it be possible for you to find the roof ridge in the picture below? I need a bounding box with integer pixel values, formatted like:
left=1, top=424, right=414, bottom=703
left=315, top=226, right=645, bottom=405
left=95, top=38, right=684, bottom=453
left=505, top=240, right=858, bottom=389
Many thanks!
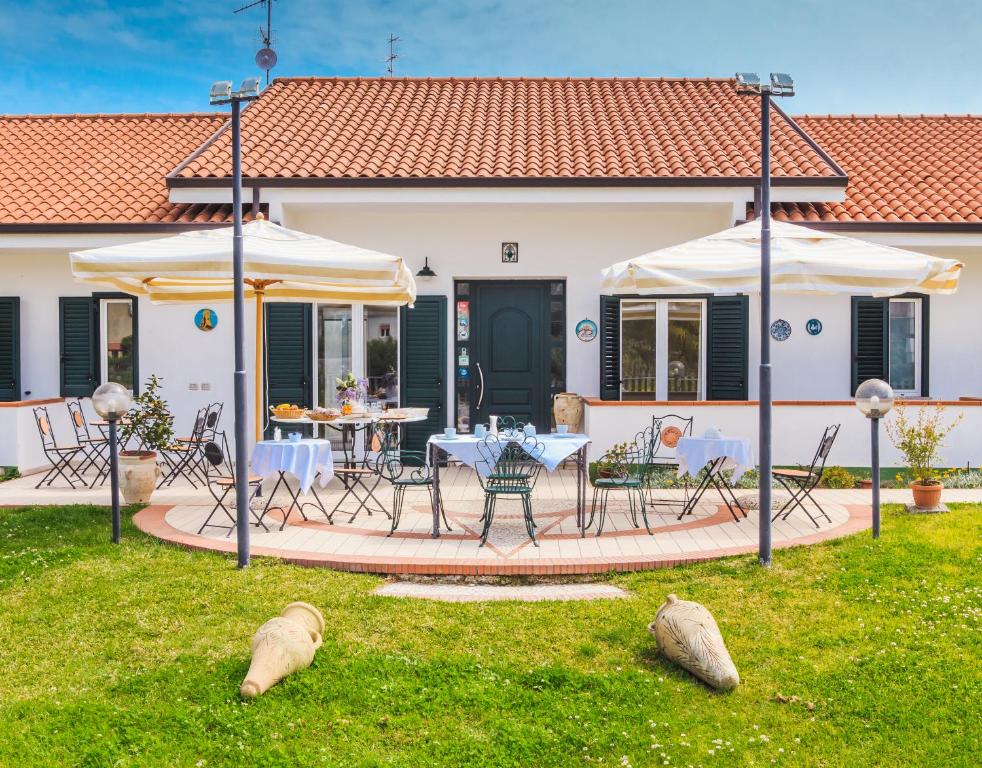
left=796, top=112, right=982, bottom=120
left=271, top=75, right=737, bottom=84
left=0, top=112, right=228, bottom=121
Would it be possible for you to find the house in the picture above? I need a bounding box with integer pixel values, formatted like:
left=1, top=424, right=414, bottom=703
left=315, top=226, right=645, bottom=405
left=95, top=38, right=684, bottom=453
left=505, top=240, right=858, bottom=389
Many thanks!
left=2, top=78, right=980, bottom=471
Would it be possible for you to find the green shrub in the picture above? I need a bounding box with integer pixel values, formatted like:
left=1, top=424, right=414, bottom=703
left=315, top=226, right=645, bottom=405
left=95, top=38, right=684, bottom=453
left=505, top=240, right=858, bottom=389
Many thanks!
left=822, top=465, right=856, bottom=489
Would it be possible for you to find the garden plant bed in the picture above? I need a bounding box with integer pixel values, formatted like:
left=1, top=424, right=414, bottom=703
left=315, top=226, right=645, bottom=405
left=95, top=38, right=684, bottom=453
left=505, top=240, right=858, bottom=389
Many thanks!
left=0, top=503, right=978, bottom=766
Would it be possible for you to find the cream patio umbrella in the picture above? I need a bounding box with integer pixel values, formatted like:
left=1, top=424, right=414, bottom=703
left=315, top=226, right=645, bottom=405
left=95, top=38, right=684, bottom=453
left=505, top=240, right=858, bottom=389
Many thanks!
left=600, top=218, right=963, bottom=563
left=71, top=216, right=417, bottom=440
left=601, top=219, right=963, bottom=296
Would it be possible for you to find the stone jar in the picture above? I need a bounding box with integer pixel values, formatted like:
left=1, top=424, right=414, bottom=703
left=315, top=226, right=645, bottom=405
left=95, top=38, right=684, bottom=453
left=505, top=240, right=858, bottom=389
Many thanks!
left=119, top=451, right=160, bottom=504
left=553, top=392, right=584, bottom=433
left=648, top=594, right=739, bottom=690
left=240, top=602, right=325, bottom=698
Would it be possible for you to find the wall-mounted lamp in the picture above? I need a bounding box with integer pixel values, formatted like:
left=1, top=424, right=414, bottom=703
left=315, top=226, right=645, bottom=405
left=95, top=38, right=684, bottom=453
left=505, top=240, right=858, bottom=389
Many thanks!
left=416, top=258, right=437, bottom=280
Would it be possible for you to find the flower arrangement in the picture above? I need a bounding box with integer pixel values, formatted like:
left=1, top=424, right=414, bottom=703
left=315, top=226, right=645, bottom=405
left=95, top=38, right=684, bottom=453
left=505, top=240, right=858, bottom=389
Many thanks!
left=121, top=374, right=175, bottom=454
left=335, top=372, right=367, bottom=408
left=885, top=402, right=963, bottom=486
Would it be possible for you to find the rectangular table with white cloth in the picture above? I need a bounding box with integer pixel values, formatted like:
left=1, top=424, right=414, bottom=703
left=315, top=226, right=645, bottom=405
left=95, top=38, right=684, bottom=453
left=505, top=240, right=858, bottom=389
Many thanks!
left=250, top=438, right=334, bottom=529
left=426, top=432, right=591, bottom=537
left=675, top=435, right=753, bottom=522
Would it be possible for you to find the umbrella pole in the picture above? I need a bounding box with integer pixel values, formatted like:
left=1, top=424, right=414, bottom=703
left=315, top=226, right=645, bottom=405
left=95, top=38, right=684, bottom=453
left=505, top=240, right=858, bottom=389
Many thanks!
left=255, top=288, right=264, bottom=443
left=230, top=98, right=250, bottom=569
left=758, top=91, right=773, bottom=567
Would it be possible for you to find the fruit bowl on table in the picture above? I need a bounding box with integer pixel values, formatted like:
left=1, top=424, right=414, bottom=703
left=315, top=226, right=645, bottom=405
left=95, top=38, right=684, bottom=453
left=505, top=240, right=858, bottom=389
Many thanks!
left=270, top=406, right=305, bottom=421
left=308, top=409, right=340, bottom=422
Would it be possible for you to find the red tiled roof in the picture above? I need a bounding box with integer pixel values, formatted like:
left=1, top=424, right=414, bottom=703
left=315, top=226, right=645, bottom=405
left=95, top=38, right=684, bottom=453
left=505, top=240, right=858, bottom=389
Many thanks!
left=774, top=115, right=982, bottom=225
left=0, top=112, right=237, bottom=226
left=169, top=77, right=844, bottom=183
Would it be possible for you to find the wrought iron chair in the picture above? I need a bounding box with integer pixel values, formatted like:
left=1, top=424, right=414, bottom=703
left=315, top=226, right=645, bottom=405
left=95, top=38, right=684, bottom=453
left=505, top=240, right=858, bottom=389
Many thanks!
left=475, top=434, right=544, bottom=547
left=493, top=415, right=526, bottom=433
left=772, top=424, right=840, bottom=528
left=588, top=425, right=656, bottom=536
left=66, top=398, right=110, bottom=485
left=32, top=406, right=84, bottom=488
left=198, top=439, right=265, bottom=536
left=159, top=406, right=208, bottom=488
left=647, top=414, right=695, bottom=509
left=375, top=428, right=452, bottom=535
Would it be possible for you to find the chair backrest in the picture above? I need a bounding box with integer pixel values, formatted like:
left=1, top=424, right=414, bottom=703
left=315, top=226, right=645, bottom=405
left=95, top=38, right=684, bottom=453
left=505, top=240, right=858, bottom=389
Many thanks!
left=810, top=424, right=840, bottom=476
left=204, top=402, right=223, bottom=436
left=66, top=399, right=91, bottom=443
left=477, top=434, right=544, bottom=490
left=651, top=414, right=695, bottom=462
left=375, top=428, right=429, bottom=483
left=189, top=406, right=208, bottom=440
left=33, top=406, right=57, bottom=450
left=494, top=415, right=526, bottom=433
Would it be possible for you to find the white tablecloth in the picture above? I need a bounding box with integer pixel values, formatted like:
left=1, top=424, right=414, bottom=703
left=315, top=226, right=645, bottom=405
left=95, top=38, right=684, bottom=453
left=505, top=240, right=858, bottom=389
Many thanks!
left=428, top=432, right=589, bottom=476
left=251, top=439, right=334, bottom=493
left=676, top=436, right=754, bottom=481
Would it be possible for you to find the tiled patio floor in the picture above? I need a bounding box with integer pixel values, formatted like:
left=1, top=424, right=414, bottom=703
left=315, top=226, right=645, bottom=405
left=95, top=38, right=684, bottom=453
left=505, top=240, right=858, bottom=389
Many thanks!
left=7, top=466, right=967, bottom=575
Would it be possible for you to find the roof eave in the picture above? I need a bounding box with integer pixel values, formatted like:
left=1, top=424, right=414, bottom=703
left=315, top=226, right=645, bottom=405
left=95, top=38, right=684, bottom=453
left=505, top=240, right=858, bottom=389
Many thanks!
left=166, top=175, right=850, bottom=190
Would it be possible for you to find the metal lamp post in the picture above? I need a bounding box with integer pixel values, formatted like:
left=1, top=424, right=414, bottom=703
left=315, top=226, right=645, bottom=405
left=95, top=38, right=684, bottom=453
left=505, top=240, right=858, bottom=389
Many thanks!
left=91, top=382, right=133, bottom=543
left=855, top=378, right=894, bottom=538
left=210, top=77, right=261, bottom=568
left=735, top=72, right=795, bottom=567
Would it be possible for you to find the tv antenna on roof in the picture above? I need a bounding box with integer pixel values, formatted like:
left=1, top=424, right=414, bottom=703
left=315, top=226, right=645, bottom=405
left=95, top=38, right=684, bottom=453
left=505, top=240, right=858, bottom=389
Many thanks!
left=386, top=33, right=400, bottom=77
left=235, top=0, right=277, bottom=85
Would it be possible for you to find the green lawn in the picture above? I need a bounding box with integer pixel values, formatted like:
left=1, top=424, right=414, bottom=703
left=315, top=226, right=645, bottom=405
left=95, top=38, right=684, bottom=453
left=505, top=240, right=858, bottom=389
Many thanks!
left=0, top=504, right=978, bottom=767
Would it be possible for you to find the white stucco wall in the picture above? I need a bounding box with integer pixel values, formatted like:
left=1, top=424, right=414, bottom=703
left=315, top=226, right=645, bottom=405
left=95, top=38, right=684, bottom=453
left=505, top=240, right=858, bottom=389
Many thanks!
left=1, top=209, right=980, bottom=472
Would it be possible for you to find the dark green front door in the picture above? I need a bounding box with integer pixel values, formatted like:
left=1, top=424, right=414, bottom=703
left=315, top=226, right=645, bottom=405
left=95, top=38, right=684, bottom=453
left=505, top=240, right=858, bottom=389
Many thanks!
left=470, top=282, right=551, bottom=429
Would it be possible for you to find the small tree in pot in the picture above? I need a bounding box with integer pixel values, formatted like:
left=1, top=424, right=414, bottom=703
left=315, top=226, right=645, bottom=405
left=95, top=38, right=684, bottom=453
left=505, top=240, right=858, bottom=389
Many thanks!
left=886, top=402, right=962, bottom=509
left=119, top=374, right=175, bottom=504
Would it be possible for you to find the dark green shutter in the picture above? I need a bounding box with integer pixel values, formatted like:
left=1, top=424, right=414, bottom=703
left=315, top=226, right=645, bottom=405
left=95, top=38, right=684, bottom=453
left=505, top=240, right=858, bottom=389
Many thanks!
left=707, top=295, right=749, bottom=400
left=60, top=297, right=98, bottom=397
left=851, top=297, right=888, bottom=395
left=0, top=298, right=20, bottom=401
left=599, top=295, right=621, bottom=400
left=265, top=303, right=312, bottom=436
left=400, top=296, right=447, bottom=456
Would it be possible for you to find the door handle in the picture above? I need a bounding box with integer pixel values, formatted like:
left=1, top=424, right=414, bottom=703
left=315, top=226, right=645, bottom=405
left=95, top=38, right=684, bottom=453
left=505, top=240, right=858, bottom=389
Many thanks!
left=476, top=362, right=485, bottom=409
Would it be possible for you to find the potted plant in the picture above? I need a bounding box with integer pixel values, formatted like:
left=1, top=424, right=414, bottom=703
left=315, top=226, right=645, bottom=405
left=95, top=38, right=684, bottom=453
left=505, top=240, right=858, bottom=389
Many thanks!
left=335, top=372, right=366, bottom=415
left=885, top=402, right=962, bottom=509
left=595, top=442, right=629, bottom=479
left=119, top=374, right=175, bottom=504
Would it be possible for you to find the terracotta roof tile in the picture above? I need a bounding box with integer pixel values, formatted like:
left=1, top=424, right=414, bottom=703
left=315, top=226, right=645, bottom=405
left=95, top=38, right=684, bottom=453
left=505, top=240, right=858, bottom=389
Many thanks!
left=774, top=114, right=982, bottom=225
left=171, top=77, right=842, bottom=182
left=0, top=112, right=239, bottom=226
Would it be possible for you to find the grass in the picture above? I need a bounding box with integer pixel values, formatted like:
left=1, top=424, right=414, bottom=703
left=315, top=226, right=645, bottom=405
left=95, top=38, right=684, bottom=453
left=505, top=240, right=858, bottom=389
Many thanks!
left=0, top=504, right=978, bottom=767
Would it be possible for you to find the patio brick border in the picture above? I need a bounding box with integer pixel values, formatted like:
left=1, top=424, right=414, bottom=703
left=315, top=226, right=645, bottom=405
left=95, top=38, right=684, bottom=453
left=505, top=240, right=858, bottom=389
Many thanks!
left=133, top=503, right=872, bottom=576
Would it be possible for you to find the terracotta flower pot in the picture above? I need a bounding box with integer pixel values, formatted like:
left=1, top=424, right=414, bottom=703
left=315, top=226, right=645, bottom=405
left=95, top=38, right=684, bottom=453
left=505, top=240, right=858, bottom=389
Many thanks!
left=119, top=451, right=160, bottom=504
left=910, top=480, right=943, bottom=509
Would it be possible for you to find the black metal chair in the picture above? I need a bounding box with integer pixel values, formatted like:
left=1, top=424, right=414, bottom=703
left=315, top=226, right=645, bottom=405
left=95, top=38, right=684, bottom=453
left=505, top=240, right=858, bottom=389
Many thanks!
left=772, top=424, right=840, bottom=528
left=588, top=425, right=656, bottom=536
left=33, top=406, right=84, bottom=488
left=475, top=433, right=544, bottom=547
left=159, top=406, right=208, bottom=488
left=647, top=414, right=694, bottom=508
left=198, top=439, right=265, bottom=536
left=65, top=398, right=110, bottom=485
left=375, top=428, right=451, bottom=535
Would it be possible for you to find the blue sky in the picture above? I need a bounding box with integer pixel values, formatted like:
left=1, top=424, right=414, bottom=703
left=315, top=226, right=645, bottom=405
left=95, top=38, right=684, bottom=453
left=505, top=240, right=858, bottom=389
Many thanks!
left=4, top=0, right=981, bottom=116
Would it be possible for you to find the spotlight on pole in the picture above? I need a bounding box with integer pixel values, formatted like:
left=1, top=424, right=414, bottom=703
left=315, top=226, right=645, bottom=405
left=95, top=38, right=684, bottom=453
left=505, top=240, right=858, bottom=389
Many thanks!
left=855, top=378, right=894, bottom=539
left=209, top=76, right=261, bottom=567
left=734, top=71, right=795, bottom=567
left=92, top=382, right=132, bottom=543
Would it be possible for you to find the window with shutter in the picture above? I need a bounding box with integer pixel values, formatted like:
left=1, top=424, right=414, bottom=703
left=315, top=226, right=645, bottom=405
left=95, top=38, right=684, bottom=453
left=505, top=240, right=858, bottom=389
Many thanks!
left=706, top=295, right=749, bottom=400
left=599, top=295, right=620, bottom=400
left=400, top=296, right=447, bottom=456
left=265, top=303, right=312, bottom=436
left=60, top=297, right=98, bottom=398
left=0, top=298, right=20, bottom=401
left=852, top=295, right=928, bottom=396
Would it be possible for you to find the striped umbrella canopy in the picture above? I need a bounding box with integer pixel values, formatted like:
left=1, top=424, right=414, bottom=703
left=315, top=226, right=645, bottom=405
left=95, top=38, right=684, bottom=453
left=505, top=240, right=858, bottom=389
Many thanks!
left=70, top=217, right=417, bottom=439
left=601, top=219, right=963, bottom=296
